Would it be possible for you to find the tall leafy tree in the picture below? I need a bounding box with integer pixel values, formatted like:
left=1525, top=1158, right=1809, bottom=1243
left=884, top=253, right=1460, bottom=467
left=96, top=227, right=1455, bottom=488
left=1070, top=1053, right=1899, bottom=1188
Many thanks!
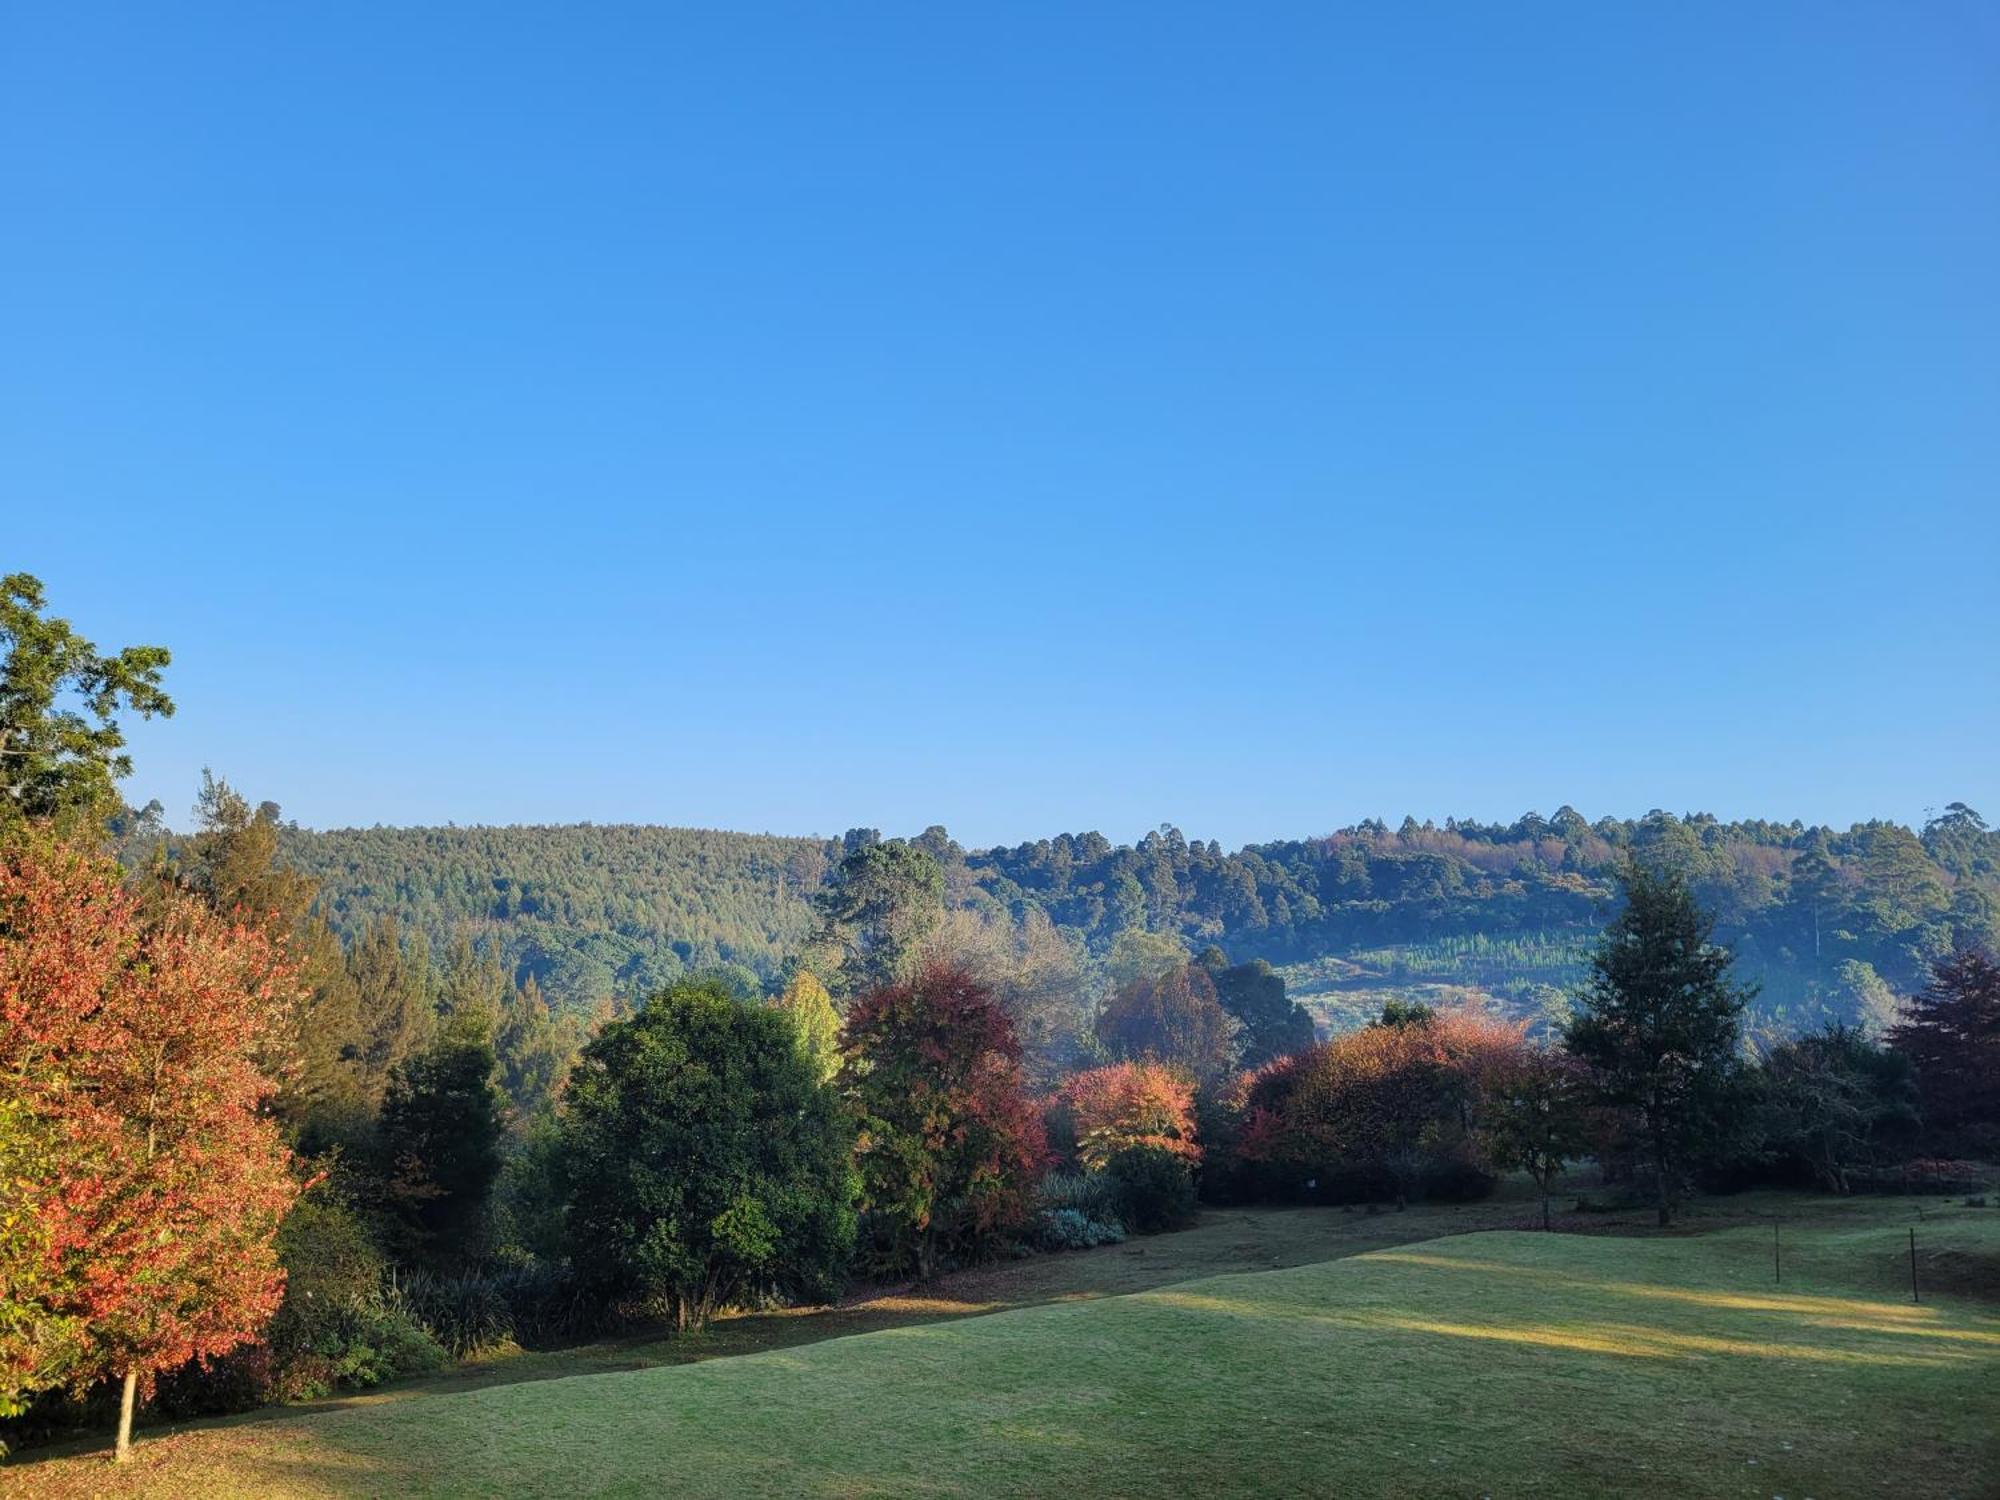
left=346, top=917, right=435, bottom=1107
left=842, top=961, right=1045, bottom=1279
left=1479, top=1048, right=1594, bottom=1229
left=0, top=836, right=299, bottom=1460
left=1095, top=964, right=1241, bottom=1083
left=771, top=969, right=842, bottom=1085
left=495, top=975, right=582, bottom=1122
left=809, top=840, right=944, bottom=995
left=376, top=1013, right=507, bottom=1270
left=1206, top=954, right=1315, bottom=1067
left=0, top=574, right=173, bottom=833
left=1564, top=862, right=1755, bottom=1225
left=1887, top=947, right=2000, bottom=1154
left=176, top=773, right=366, bottom=1140
left=560, top=978, right=856, bottom=1330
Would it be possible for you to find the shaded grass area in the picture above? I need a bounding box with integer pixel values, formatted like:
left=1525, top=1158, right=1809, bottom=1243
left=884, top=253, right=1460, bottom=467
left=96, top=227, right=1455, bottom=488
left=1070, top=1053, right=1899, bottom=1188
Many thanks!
left=11, top=1199, right=1995, bottom=1499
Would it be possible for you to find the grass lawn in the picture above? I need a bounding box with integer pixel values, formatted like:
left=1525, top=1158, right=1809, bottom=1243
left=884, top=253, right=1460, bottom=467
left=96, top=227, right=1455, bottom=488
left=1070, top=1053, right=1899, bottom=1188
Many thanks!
left=9, top=1196, right=1994, bottom=1499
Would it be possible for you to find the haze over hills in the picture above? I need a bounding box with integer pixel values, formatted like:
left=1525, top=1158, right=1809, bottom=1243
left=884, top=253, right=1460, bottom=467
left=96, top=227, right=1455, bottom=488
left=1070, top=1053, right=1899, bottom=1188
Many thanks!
left=259, top=803, right=2000, bottom=1034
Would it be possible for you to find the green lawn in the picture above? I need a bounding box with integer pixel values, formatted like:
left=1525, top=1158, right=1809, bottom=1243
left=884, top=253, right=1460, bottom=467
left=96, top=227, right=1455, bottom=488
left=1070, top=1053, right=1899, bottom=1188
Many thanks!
left=10, top=1203, right=1997, bottom=1498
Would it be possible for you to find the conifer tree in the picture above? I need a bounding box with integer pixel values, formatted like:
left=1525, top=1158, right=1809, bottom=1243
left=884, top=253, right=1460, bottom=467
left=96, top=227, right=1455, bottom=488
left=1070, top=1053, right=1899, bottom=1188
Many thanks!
left=1564, top=862, right=1754, bottom=1225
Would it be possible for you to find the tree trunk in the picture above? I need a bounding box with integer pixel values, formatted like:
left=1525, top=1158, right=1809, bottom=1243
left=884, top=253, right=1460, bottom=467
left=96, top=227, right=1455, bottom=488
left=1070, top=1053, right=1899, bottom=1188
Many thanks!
left=1653, top=1126, right=1671, bottom=1228
left=114, top=1368, right=138, bottom=1462
left=1540, top=1184, right=1551, bottom=1232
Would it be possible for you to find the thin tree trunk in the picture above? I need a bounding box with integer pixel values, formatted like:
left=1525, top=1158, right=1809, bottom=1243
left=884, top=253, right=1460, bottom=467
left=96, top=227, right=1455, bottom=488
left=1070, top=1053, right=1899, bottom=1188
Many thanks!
left=1540, top=1184, right=1551, bottom=1232
left=1653, top=1123, right=1671, bottom=1228
left=114, top=1368, right=138, bottom=1462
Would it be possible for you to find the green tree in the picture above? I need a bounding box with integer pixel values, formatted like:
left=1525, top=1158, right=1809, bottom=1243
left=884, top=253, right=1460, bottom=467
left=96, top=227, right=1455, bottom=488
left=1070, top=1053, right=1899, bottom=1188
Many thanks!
left=560, top=978, right=856, bottom=1330
left=1563, top=862, right=1756, bottom=1225
left=346, top=917, right=436, bottom=1107
left=771, top=969, right=842, bottom=1085
left=1887, top=947, right=2000, bottom=1155
left=495, top=975, right=582, bottom=1122
left=0, top=573, right=173, bottom=833
left=1761, top=1024, right=1917, bottom=1192
left=1480, top=1048, right=1593, bottom=1229
left=809, top=840, right=944, bottom=995
left=177, top=773, right=367, bottom=1140
left=1210, top=957, right=1315, bottom=1067
left=1096, top=964, right=1241, bottom=1083
left=376, top=1014, right=506, bottom=1270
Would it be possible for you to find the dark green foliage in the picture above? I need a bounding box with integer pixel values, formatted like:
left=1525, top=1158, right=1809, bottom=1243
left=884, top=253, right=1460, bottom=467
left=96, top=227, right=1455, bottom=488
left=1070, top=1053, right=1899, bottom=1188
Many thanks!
left=559, top=978, right=857, bottom=1330
left=1759, top=1024, right=1918, bottom=1192
left=810, top=839, right=945, bottom=995
left=377, top=1021, right=507, bottom=1270
left=1888, top=947, right=2000, bottom=1155
left=274, top=822, right=832, bottom=1010
left=1104, top=1145, right=1199, bottom=1233
left=489, top=1114, right=568, bottom=1265
left=385, top=1264, right=600, bottom=1358
left=1377, top=998, right=1438, bottom=1029
left=0, top=572, right=173, bottom=832
left=1564, top=863, right=1756, bottom=1225
left=1207, top=956, right=1315, bottom=1066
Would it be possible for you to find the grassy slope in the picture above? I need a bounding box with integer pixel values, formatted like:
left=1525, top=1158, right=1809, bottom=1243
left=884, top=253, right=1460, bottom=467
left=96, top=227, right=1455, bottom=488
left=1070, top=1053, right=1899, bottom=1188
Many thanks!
left=13, top=1203, right=1996, bottom=1499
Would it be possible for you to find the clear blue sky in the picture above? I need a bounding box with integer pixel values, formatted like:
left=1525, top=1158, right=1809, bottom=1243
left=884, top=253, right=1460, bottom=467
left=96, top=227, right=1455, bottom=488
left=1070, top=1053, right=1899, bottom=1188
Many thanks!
left=3, top=4, right=1994, bottom=848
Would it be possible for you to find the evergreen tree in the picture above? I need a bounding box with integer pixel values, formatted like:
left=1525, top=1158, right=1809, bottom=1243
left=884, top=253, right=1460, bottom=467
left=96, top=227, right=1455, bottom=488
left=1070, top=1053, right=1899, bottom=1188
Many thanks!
left=1563, top=862, right=1755, bottom=1225
left=495, top=975, right=582, bottom=1121
left=808, top=840, right=944, bottom=995
left=377, top=1014, right=506, bottom=1270
left=1887, top=947, right=2000, bottom=1154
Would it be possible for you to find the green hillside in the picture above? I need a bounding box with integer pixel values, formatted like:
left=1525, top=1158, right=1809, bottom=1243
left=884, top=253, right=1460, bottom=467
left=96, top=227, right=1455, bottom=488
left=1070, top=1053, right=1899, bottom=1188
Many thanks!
left=271, top=805, right=2000, bottom=1027
left=18, top=1205, right=1996, bottom=1498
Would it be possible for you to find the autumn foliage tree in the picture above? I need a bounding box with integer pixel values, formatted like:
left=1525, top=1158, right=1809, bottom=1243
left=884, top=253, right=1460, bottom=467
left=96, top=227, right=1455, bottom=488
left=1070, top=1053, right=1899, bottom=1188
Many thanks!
left=1056, top=1062, right=1200, bottom=1172
left=843, top=961, right=1046, bottom=1279
left=1235, top=1008, right=1528, bottom=1206
left=0, top=837, right=301, bottom=1459
left=1095, top=963, right=1241, bottom=1083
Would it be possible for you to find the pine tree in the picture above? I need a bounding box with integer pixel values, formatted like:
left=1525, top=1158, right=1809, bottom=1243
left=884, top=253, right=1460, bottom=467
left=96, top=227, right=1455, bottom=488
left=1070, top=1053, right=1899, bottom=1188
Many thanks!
left=1564, top=862, right=1755, bottom=1225
left=1887, top=947, right=2000, bottom=1154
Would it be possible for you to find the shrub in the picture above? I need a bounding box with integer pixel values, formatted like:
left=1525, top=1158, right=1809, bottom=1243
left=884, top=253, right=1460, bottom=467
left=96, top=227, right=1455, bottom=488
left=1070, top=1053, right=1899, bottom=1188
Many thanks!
left=1035, top=1170, right=1124, bottom=1226
left=1106, top=1145, right=1199, bottom=1233
left=1031, top=1209, right=1126, bottom=1252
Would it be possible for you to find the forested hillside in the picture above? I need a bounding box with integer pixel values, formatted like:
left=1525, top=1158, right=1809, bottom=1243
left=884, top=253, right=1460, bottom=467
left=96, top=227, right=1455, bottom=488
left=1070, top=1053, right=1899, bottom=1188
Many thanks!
left=270, top=805, right=2000, bottom=1030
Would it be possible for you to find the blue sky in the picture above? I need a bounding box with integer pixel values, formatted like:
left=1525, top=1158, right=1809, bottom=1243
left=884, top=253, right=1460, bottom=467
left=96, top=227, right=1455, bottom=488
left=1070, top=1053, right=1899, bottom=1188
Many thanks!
left=3, top=4, right=1995, bottom=848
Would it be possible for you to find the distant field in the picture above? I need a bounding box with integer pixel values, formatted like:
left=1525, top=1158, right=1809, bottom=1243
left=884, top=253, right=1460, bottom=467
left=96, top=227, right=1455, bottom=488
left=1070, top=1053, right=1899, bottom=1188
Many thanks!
left=1281, top=929, right=1592, bottom=1035
left=12, top=1198, right=1995, bottom=1499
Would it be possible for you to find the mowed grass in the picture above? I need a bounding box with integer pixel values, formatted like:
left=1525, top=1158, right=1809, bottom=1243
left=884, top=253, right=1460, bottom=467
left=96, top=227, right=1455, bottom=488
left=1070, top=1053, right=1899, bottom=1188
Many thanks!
left=12, top=1201, right=1996, bottom=1499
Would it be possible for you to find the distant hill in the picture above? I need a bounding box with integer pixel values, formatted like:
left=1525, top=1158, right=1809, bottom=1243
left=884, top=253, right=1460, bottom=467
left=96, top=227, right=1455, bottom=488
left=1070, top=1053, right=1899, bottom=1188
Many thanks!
left=275, top=804, right=2000, bottom=1030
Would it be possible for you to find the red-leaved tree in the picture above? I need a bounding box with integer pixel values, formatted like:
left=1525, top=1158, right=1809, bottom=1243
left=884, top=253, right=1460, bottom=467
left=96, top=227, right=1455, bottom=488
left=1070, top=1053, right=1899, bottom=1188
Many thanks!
left=1234, top=1007, right=1529, bottom=1206
left=843, top=960, right=1046, bottom=1279
left=0, top=836, right=301, bottom=1460
left=1057, top=1062, right=1201, bottom=1172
